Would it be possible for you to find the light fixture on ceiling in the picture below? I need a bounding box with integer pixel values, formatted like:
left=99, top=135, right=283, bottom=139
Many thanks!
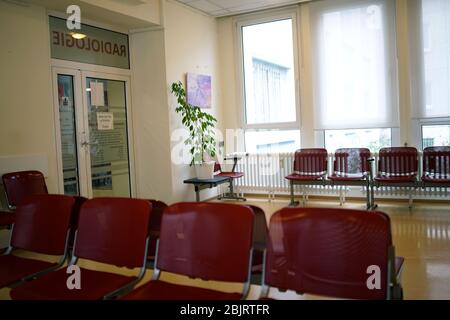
left=70, top=32, right=87, bottom=40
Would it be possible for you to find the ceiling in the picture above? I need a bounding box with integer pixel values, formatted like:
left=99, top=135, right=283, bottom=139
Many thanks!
left=176, top=0, right=310, bottom=17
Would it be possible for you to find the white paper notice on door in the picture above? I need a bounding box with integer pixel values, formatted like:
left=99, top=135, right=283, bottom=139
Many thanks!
left=97, top=112, right=114, bottom=130
left=90, top=82, right=105, bottom=106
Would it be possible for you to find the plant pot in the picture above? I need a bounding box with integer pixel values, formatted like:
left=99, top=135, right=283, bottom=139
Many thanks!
left=195, top=161, right=216, bottom=180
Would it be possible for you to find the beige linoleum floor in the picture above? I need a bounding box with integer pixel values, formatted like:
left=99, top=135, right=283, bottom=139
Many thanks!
left=1, top=197, right=449, bottom=300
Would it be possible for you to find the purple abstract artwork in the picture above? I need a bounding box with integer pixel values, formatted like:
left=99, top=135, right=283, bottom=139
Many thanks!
left=186, top=73, right=212, bottom=108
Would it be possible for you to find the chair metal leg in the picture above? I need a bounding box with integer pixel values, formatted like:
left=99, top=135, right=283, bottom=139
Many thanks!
left=370, top=183, right=378, bottom=210
left=219, top=178, right=246, bottom=201
left=366, top=180, right=371, bottom=210
left=289, top=181, right=299, bottom=207
left=408, top=189, right=413, bottom=209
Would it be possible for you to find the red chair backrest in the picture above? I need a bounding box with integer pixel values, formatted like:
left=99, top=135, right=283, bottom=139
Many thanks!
left=2, top=170, right=48, bottom=208
left=377, top=147, right=418, bottom=176
left=293, top=149, right=328, bottom=175
left=74, top=198, right=151, bottom=268
left=11, top=194, right=75, bottom=255
left=265, top=207, right=392, bottom=300
left=333, top=148, right=371, bottom=175
left=214, top=162, right=222, bottom=173
left=156, top=202, right=254, bottom=282
left=423, top=146, right=450, bottom=177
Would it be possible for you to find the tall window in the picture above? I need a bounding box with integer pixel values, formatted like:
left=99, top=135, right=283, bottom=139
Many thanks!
left=415, top=0, right=450, bottom=118
left=325, top=128, right=391, bottom=153
left=310, top=0, right=399, bottom=138
left=410, top=0, right=450, bottom=148
left=240, top=17, right=300, bottom=152
left=422, top=125, right=450, bottom=148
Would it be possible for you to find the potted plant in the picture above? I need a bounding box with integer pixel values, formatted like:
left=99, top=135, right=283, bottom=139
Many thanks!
left=171, top=81, right=217, bottom=179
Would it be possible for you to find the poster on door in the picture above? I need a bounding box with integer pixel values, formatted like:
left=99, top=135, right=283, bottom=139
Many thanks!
left=97, top=112, right=114, bottom=130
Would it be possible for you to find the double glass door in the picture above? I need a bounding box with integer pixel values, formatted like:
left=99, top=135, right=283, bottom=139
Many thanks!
left=53, top=67, right=133, bottom=198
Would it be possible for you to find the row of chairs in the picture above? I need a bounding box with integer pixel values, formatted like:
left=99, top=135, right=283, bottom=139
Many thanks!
left=286, top=146, right=450, bottom=208
left=1, top=194, right=404, bottom=300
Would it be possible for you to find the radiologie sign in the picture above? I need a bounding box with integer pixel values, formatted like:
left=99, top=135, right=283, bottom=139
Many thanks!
left=49, top=16, right=129, bottom=69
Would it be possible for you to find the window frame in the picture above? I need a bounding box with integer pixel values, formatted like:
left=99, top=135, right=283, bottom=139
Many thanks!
left=235, top=9, right=302, bottom=132
left=322, top=127, right=395, bottom=152
left=419, top=119, right=450, bottom=150
left=409, top=0, right=450, bottom=121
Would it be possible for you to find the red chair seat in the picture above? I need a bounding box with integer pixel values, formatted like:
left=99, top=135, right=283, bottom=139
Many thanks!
left=374, top=175, right=416, bottom=183
left=217, top=172, right=244, bottom=179
left=0, top=255, right=57, bottom=288
left=0, top=212, right=15, bottom=227
left=286, top=173, right=324, bottom=181
left=422, top=175, right=450, bottom=184
left=10, top=267, right=136, bottom=300
left=121, top=280, right=242, bottom=300
left=329, top=173, right=367, bottom=181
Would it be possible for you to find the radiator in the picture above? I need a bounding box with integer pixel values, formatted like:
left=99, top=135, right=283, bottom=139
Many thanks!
left=232, top=152, right=450, bottom=200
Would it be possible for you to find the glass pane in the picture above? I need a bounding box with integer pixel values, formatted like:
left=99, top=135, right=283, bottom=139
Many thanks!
left=242, top=19, right=297, bottom=125
left=325, top=128, right=391, bottom=153
left=57, top=74, right=80, bottom=196
left=422, top=125, right=450, bottom=148
left=86, top=78, right=131, bottom=197
left=245, top=130, right=300, bottom=153
left=421, top=0, right=450, bottom=117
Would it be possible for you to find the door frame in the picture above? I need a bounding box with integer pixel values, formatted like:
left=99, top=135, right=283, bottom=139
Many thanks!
left=51, top=59, right=137, bottom=198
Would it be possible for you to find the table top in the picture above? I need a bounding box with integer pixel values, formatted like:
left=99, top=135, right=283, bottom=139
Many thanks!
left=184, top=175, right=230, bottom=184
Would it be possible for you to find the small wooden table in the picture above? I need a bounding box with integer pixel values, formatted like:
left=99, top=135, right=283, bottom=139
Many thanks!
left=184, top=176, right=231, bottom=202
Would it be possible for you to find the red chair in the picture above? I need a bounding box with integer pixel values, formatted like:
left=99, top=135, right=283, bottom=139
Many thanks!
left=285, top=148, right=328, bottom=206
left=0, top=194, right=75, bottom=289
left=10, top=198, right=152, bottom=300
left=260, top=207, right=404, bottom=300
left=373, top=147, right=419, bottom=208
left=121, top=202, right=254, bottom=300
left=422, top=146, right=450, bottom=187
left=215, top=156, right=246, bottom=201
left=146, top=199, right=168, bottom=266
left=1, top=170, right=48, bottom=228
left=329, top=148, right=372, bottom=208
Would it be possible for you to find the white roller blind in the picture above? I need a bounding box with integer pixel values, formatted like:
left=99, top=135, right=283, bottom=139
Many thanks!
left=411, top=0, right=450, bottom=119
left=310, top=0, right=399, bottom=130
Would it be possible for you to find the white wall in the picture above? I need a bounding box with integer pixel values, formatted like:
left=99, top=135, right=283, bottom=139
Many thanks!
left=0, top=2, right=58, bottom=193
left=130, top=29, right=174, bottom=203
left=164, top=0, right=224, bottom=201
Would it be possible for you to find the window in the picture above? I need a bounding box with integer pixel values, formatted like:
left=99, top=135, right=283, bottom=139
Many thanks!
left=245, top=130, right=300, bottom=153
left=239, top=16, right=299, bottom=152
left=325, top=128, right=391, bottom=153
left=411, top=0, right=450, bottom=118
left=310, top=0, right=399, bottom=130
left=422, top=125, right=450, bottom=148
